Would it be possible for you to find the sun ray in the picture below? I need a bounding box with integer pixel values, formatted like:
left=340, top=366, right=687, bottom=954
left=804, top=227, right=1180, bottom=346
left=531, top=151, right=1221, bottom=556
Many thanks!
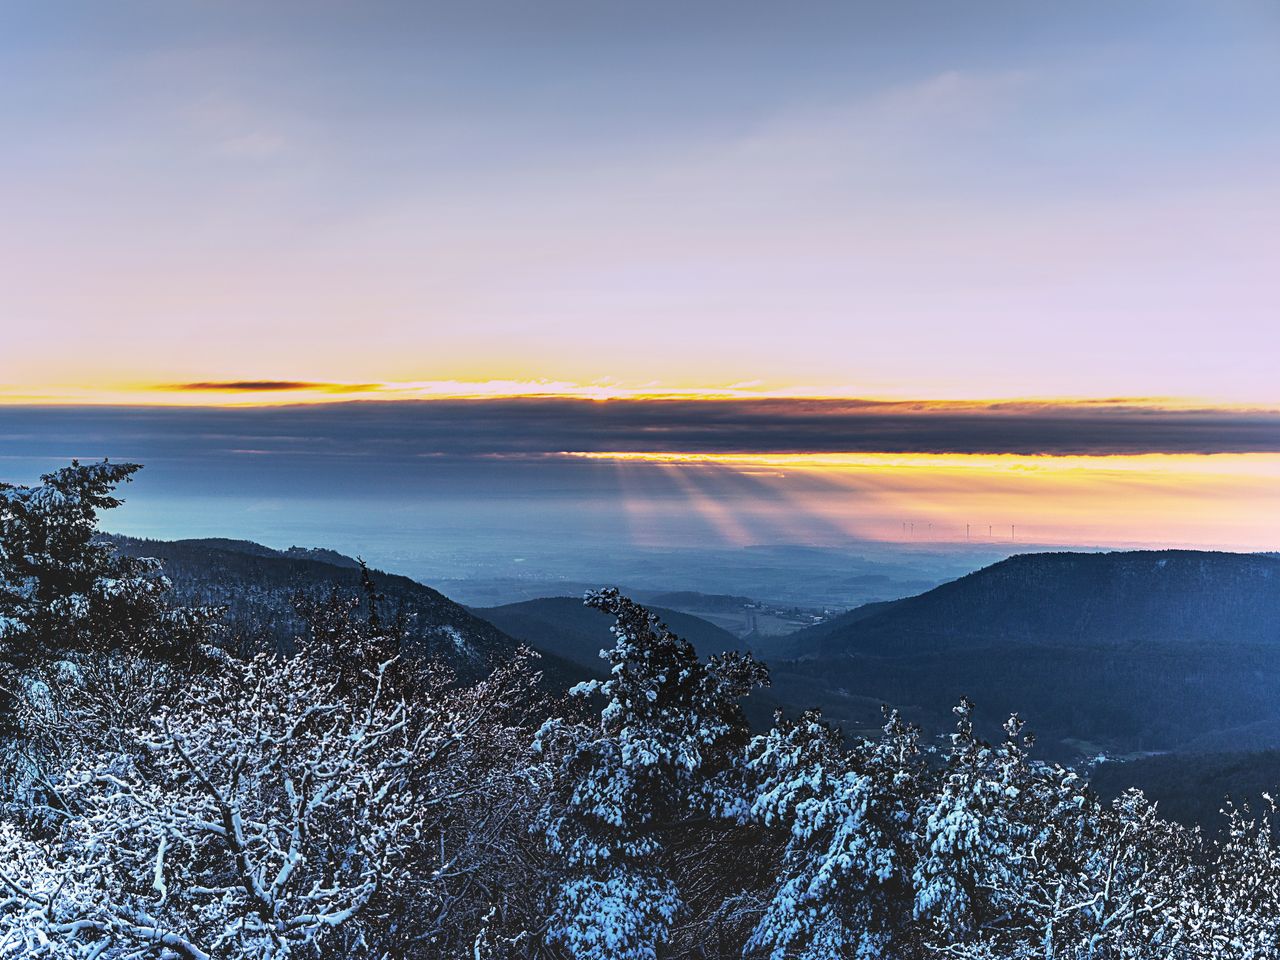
left=564, top=451, right=1280, bottom=551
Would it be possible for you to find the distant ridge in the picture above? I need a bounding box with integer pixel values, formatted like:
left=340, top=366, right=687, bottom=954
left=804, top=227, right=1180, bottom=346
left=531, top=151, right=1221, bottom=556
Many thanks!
left=103, top=534, right=581, bottom=685
left=768, top=550, right=1280, bottom=756
left=472, top=596, right=742, bottom=676
left=789, top=550, right=1280, bottom=659
left=141, top=537, right=364, bottom=569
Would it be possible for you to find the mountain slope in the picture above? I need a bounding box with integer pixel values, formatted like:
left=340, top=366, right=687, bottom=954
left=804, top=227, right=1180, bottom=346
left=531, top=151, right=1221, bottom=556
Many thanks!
left=1089, top=750, right=1280, bottom=828
left=770, top=551, right=1280, bottom=756
left=106, top=535, right=579, bottom=683
left=790, top=550, right=1280, bottom=659
left=473, top=597, right=741, bottom=676
left=755, top=599, right=904, bottom=659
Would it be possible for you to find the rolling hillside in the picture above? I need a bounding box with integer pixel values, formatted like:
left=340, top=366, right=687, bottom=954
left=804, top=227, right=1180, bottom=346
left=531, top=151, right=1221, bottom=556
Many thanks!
left=105, top=535, right=580, bottom=684
left=769, top=551, right=1280, bottom=756
left=106, top=538, right=1280, bottom=763
left=472, top=596, right=742, bottom=677
left=788, top=550, right=1280, bottom=659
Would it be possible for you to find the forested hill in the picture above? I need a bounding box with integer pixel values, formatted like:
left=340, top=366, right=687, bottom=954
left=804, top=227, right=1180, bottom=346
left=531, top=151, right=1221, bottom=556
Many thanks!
left=472, top=596, right=741, bottom=676
left=766, top=549, right=1280, bottom=756
left=105, top=534, right=577, bottom=682
left=473, top=596, right=794, bottom=729
left=788, top=550, right=1280, bottom=659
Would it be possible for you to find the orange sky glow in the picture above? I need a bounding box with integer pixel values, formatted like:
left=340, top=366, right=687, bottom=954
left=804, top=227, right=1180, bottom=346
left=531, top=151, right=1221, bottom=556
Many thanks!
left=576, top=451, right=1280, bottom=552
left=0, top=380, right=1260, bottom=411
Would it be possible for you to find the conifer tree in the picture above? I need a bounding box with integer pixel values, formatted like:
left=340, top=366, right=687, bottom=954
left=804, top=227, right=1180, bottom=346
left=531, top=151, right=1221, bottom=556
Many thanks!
left=744, top=708, right=922, bottom=959
left=0, top=460, right=218, bottom=734
left=536, top=588, right=767, bottom=960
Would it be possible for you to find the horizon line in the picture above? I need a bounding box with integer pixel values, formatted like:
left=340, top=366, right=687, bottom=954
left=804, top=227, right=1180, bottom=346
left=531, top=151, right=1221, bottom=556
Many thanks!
left=0, top=381, right=1275, bottom=414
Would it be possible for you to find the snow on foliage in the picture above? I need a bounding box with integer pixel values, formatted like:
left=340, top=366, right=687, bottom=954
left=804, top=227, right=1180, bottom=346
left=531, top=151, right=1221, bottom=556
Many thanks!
left=743, top=708, right=920, bottom=959
left=1, top=462, right=220, bottom=730
left=3, top=624, right=547, bottom=959
left=5, top=461, right=1280, bottom=959
left=535, top=588, right=767, bottom=960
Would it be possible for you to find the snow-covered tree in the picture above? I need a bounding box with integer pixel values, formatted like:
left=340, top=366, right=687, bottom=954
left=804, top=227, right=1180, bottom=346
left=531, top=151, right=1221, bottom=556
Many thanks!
left=0, top=461, right=215, bottom=658
left=2, top=649, right=422, bottom=958
left=1, top=462, right=221, bottom=803
left=1, top=460, right=142, bottom=647
left=912, top=701, right=1032, bottom=945
left=1192, top=797, right=1280, bottom=958
left=0, top=461, right=219, bottom=737
left=744, top=707, right=922, bottom=960
left=1069, top=789, right=1198, bottom=957
left=3, top=641, right=555, bottom=959
left=536, top=588, right=767, bottom=960
left=913, top=723, right=1206, bottom=959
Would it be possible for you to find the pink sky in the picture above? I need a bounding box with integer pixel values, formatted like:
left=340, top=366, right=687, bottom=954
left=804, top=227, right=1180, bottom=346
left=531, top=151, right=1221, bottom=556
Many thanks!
left=2, top=2, right=1278, bottom=405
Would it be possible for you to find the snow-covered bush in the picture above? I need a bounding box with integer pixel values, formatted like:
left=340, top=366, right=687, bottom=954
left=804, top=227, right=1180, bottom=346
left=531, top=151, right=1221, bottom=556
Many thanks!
left=2, top=650, right=422, bottom=958
left=2, top=643, right=551, bottom=959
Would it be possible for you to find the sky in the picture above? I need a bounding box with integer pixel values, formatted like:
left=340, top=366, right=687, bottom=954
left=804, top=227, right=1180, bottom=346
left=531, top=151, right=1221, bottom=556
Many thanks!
left=3, top=402, right=1279, bottom=559
left=2, top=2, right=1279, bottom=562
left=1, top=0, right=1277, bottom=401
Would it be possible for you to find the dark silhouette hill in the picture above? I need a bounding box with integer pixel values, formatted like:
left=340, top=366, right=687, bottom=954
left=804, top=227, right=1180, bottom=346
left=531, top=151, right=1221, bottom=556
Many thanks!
left=473, top=597, right=741, bottom=676
left=144, top=538, right=363, bottom=569
left=1090, top=750, right=1280, bottom=829
left=104, top=535, right=580, bottom=685
left=768, top=551, right=1280, bottom=756
left=788, top=550, right=1280, bottom=659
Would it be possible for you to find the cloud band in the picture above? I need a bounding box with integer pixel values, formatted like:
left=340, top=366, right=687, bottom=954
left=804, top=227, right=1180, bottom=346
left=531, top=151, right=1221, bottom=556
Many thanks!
left=4, top=397, right=1279, bottom=460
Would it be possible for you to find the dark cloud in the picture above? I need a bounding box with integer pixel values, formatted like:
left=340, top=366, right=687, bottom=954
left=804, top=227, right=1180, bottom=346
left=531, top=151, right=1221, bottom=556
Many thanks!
left=3, top=397, right=1279, bottom=463
left=170, top=381, right=381, bottom=393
